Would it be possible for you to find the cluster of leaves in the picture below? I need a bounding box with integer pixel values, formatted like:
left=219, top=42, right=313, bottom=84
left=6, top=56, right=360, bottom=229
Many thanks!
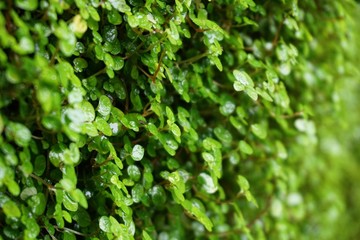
left=0, top=0, right=359, bottom=239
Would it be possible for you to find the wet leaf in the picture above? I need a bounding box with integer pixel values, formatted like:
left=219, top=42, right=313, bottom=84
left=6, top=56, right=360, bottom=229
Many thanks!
left=20, top=187, right=37, bottom=200
left=5, top=122, right=31, bottom=147
left=99, top=216, right=111, bottom=233
left=198, top=173, right=218, bottom=194
left=131, top=144, right=145, bottom=161
left=214, top=127, right=233, bottom=144
left=95, top=117, right=113, bottom=136
left=127, top=165, right=141, bottom=181
left=108, top=9, right=123, bottom=25
left=150, top=185, right=167, bottom=206
left=97, top=95, right=112, bottom=117
left=132, top=183, right=144, bottom=203
left=80, top=101, right=95, bottom=122
left=27, top=193, right=46, bottom=215
left=233, top=70, right=254, bottom=87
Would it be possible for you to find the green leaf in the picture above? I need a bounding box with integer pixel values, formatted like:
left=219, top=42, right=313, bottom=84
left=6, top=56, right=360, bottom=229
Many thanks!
left=130, top=87, right=143, bottom=111
left=266, top=69, right=279, bottom=85
left=42, top=115, right=62, bottom=131
left=5, top=122, right=32, bottom=147
left=60, top=178, right=76, bottom=192
left=132, top=183, right=144, bottom=203
left=239, top=140, right=253, bottom=155
left=80, top=101, right=95, bottom=122
left=166, top=106, right=175, bottom=123
left=72, top=207, right=91, bottom=227
left=108, top=9, right=123, bottom=25
left=109, top=0, right=131, bottom=13
left=181, top=199, right=213, bottom=231
left=274, top=82, right=290, bottom=109
left=49, top=143, right=66, bottom=167
left=143, top=163, right=154, bottom=190
left=127, top=165, right=141, bottom=182
left=198, top=173, right=218, bottom=194
left=245, top=87, right=258, bottom=101
left=237, top=175, right=250, bottom=191
left=167, top=171, right=185, bottom=202
left=3, top=200, right=21, bottom=218
left=27, top=193, right=46, bottom=215
left=88, top=6, right=100, bottom=21
left=150, top=185, right=167, bottom=206
left=142, top=230, right=153, bottom=240
left=113, top=56, right=124, bottom=71
left=127, top=15, right=139, bottom=28
left=95, top=117, right=113, bottom=136
left=81, top=122, right=99, bottom=136
left=233, top=70, right=254, bottom=87
left=220, top=100, right=236, bottom=116
left=159, top=133, right=178, bottom=156
left=202, top=152, right=215, bottom=164
left=167, top=21, right=180, bottom=45
left=20, top=187, right=37, bottom=200
left=6, top=180, right=20, bottom=196
left=251, top=123, right=267, bottom=139
left=70, top=189, right=88, bottom=209
left=70, top=15, right=88, bottom=37
left=63, top=143, right=80, bottom=165
left=62, top=210, right=72, bottom=223
left=73, top=58, right=88, bottom=72
left=97, top=95, right=112, bottom=117
left=63, top=191, right=78, bottom=212
left=15, top=0, right=38, bottom=11
left=99, top=216, right=111, bottom=233
left=214, top=127, right=233, bottom=144
left=131, top=144, right=145, bottom=161
left=63, top=232, right=76, bottom=240
left=104, top=53, right=115, bottom=68
left=203, top=137, right=222, bottom=151
left=169, top=123, right=181, bottom=138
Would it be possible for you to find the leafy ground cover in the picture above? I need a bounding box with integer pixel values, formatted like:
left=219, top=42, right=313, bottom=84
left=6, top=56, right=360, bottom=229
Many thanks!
left=1, top=0, right=360, bottom=239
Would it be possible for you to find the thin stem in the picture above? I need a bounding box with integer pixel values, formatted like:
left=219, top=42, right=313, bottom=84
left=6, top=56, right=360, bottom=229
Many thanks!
left=30, top=173, right=55, bottom=191
left=175, top=52, right=209, bottom=65
left=54, top=226, right=92, bottom=237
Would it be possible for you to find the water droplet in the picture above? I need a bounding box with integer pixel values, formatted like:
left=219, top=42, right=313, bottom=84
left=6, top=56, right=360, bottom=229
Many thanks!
left=84, top=190, right=93, bottom=199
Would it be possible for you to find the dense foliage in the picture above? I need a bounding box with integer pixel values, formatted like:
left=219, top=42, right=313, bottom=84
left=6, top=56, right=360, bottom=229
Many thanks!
left=1, top=0, right=359, bottom=239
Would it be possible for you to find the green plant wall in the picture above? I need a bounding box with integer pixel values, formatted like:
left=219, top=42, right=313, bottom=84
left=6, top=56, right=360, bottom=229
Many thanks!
left=1, top=0, right=359, bottom=239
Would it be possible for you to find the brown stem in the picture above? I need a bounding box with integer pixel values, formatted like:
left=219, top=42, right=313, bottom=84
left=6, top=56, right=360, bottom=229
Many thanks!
left=30, top=173, right=55, bottom=191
